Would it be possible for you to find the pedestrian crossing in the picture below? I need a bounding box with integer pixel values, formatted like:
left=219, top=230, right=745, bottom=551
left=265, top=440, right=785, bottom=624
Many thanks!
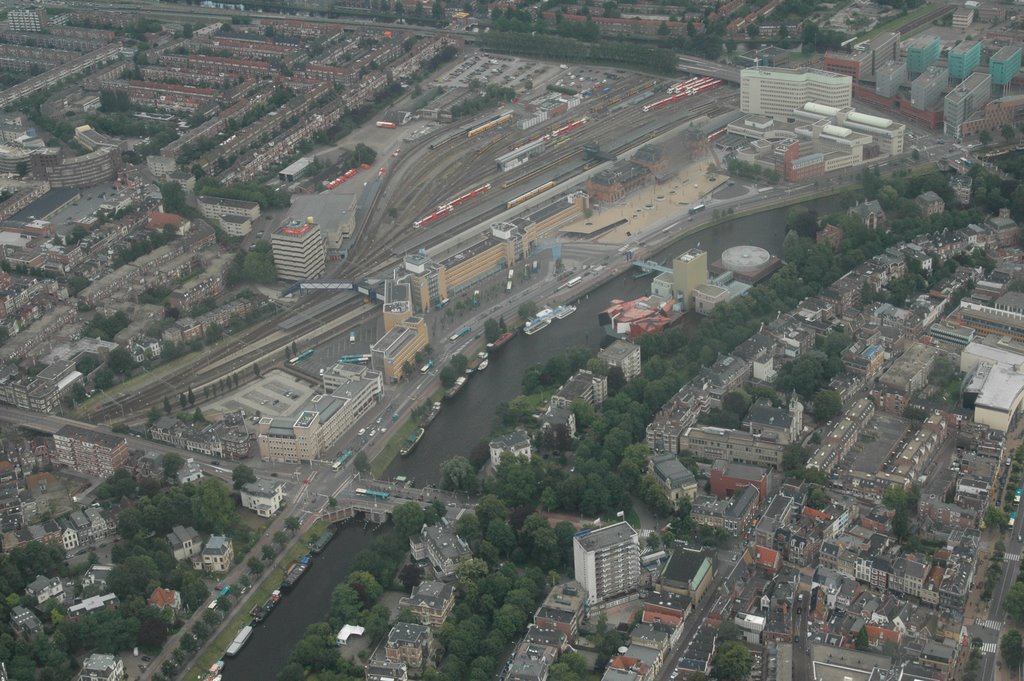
left=1005, top=552, right=1022, bottom=562
left=978, top=619, right=1003, bottom=630
left=982, top=643, right=999, bottom=654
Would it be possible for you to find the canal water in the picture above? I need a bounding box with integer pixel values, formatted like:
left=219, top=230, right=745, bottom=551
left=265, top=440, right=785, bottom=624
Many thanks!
left=223, top=196, right=841, bottom=679
left=221, top=524, right=380, bottom=680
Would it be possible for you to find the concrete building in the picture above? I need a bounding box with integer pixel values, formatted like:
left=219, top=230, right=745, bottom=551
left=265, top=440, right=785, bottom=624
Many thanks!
left=79, top=653, right=125, bottom=681
left=384, top=622, right=431, bottom=670
left=398, top=580, right=455, bottom=627
left=321, top=361, right=383, bottom=404
left=649, top=453, right=698, bottom=506
left=874, top=61, right=907, bottom=98
left=370, top=314, right=429, bottom=383
left=534, top=581, right=586, bottom=638
left=197, top=196, right=260, bottom=237
left=489, top=430, right=532, bottom=468
left=989, top=45, right=1022, bottom=87
left=258, top=391, right=378, bottom=463
left=658, top=546, right=714, bottom=604
left=910, top=67, right=948, bottom=111
left=166, top=525, right=200, bottom=562
left=710, top=460, right=772, bottom=500
left=952, top=6, right=974, bottom=28
left=949, top=300, right=1024, bottom=342
left=410, top=519, right=473, bottom=579
left=961, top=95, right=1024, bottom=138
left=199, top=535, right=233, bottom=573
left=673, top=248, right=708, bottom=311
left=681, top=426, right=786, bottom=468
left=271, top=217, right=326, bottom=281
left=598, top=340, right=642, bottom=380
left=52, top=426, right=128, bottom=478
left=740, top=67, right=852, bottom=118
left=947, top=40, right=981, bottom=81
left=573, top=522, right=640, bottom=605
left=240, top=480, right=285, bottom=517
left=824, top=32, right=899, bottom=81
left=963, top=361, right=1024, bottom=432
left=906, top=35, right=941, bottom=76
left=945, top=72, right=992, bottom=138
left=7, top=7, right=47, bottom=32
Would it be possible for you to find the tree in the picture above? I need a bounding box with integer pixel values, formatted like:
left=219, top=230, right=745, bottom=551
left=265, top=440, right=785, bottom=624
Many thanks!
left=812, top=390, right=842, bottom=421
left=354, top=451, right=371, bottom=473
left=158, top=181, right=187, bottom=214
left=441, top=456, right=477, bottom=492
left=187, top=386, right=195, bottom=406
left=485, top=318, right=501, bottom=343
left=398, top=563, right=424, bottom=590
left=1006, top=582, right=1024, bottom=621
left=163, top=395, right=172, bottom=414
left=986, top=505, right=1010, bottom=531
left=391, top=502, right=426, bottom=537
left=162, top=453, right=184, bottom=480
left=980, top=129, right=992, bottom=145
left=1002, top=630, right=1024, bottom=670
left=855, top=626, right=870, bottom=651
left=717, top=621, right=743, bottom=641
left=518, top=300, right=538, bottom=320
left=713, top=640, right=753, bottom=681
left=806, top=485, right=829, bottom=510
left=232, top=464, right=257, bottom=490
left=285, top=516, right=301, bottom=534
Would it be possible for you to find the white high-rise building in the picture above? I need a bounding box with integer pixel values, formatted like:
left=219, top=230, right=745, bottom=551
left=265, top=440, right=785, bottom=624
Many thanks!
left=573, top=521, right=640, bottom=606
left=271, top=218, right=326, bottom=281
left=740, top=67, right=852, bottom=118
left=7, top=7, right=47, bottom=32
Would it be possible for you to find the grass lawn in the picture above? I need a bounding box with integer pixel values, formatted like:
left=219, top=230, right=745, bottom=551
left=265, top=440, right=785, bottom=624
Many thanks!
left=183, top=522, right=324, bottom=679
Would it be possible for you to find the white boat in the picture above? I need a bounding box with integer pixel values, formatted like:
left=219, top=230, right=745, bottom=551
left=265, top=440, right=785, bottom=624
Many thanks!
left=478, top=359, right=489, bottom=370
left=524, top=318, right=551, bottom=335
left=226, top=625, right=253, bottom=657
left=554, top=305, right=576, bottom=319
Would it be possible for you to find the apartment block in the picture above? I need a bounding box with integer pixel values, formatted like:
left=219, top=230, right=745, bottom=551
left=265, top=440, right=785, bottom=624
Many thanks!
left=271, top=218, right=326, bottom=281
left=52, top=426, right=128, bottom=478
left=573, top=522, right=640, bottom=606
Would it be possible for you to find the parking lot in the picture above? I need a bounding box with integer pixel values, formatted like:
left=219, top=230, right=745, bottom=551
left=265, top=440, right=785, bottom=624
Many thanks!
left=204, top=369, right=320, bottom=421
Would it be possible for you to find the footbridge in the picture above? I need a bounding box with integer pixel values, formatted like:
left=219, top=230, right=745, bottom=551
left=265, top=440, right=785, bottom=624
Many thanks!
left=281, top=279, right=382, bottom=300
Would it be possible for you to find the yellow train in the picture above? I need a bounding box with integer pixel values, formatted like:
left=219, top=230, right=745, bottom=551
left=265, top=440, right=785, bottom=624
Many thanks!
left=506, top=180, right=557, bottom=209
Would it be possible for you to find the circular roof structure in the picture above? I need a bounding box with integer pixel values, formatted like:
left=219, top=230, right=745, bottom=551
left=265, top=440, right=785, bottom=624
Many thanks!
left=722, top=245, right=771, bottom=274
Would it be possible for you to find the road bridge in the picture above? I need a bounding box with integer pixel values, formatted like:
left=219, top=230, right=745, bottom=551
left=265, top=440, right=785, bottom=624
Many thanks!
left=318, top=480, right=461, bottom=524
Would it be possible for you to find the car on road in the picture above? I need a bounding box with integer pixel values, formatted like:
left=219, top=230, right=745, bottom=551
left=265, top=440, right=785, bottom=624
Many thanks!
left=358, top=428, right=366, bottom=436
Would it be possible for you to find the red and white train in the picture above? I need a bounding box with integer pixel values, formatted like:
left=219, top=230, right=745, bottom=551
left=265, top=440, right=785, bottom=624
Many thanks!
left=413, top=184, right=492, bottom=228
left=642, top=77, right=723, bottom=113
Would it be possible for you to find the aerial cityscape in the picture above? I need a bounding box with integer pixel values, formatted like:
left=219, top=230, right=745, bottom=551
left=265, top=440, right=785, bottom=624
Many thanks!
left=0, top=0, right=1022, bottom=680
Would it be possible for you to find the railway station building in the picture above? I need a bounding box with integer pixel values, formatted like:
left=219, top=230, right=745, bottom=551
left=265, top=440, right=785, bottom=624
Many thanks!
left=399, top=193, right=589, bottom=311
left=585, top=161, right=653, bottom=203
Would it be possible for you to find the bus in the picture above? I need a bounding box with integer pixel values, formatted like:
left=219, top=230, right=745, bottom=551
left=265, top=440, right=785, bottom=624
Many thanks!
left=1015, top=488, right=1022, bottom=504
left=449, top=326, right=471, bottom=342
left=508, top=269, right=514, bottom=281
left=506, top=281, right=512, bottom=293
left=355, top=488, right=390, bottom=500
left=338, top=354, right=371, bottom=364
left=689, top=204, right=706, bottom=215
left=1011, top=512, right=1017, bottom=529
left=566, top=276, right=583, bottom=288
left=420, top=360, right=433, bottom=373
left=333, top=450, right=355, bottom=470
left=289, top=349, right=314, bottom=364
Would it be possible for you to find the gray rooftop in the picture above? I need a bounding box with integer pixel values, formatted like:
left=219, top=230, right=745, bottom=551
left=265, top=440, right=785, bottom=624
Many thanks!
left=574, top=522, right=637, bottom=552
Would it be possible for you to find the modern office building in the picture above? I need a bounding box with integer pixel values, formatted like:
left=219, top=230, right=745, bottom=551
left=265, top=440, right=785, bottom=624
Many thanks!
left=945, top=72, right=992, bottom=138
left=906, top=35, right=941, bottom=76
left=948, top=40, right=982, bottom=81
left=271, top=217, right=326, bottom=281
left=257, top=391, right=378, bottom=463
left=824, top=32, right=899, bottom=81
left=989, top=45, right=1022, bottom=88
left=573, top=522, right=641, bottom=605
left=875, top=61, right=908, bottom=98
left=910, top=67, right=949, bottom=111
left=962, top=95, right=1024, bottom=138
left=672, top=249, right=708, bottom=312
left=740, top=68, right=852, bottom=118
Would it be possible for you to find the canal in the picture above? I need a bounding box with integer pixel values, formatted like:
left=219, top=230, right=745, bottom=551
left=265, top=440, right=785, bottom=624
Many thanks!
left=221, top=524, right=381, bottom=680
left=222, top=196, right=841, bottom=679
